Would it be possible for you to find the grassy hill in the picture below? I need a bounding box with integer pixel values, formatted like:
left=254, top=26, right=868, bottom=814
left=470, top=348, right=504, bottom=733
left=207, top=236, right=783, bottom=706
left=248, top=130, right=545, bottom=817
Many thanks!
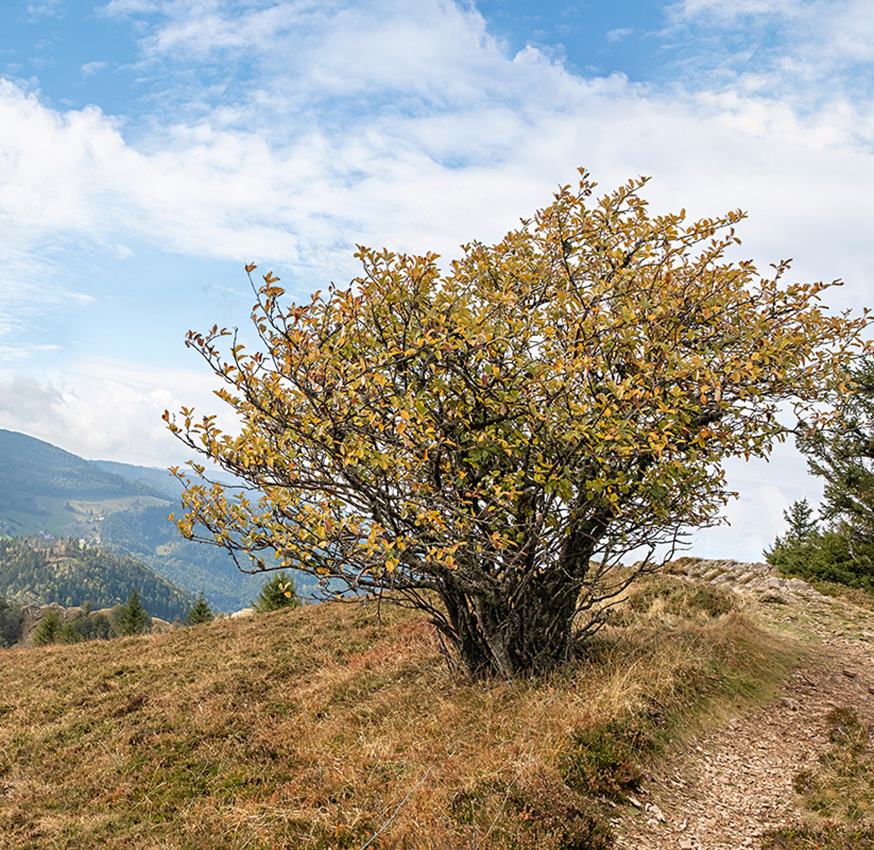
left=0, top=574, right=795, bottom=850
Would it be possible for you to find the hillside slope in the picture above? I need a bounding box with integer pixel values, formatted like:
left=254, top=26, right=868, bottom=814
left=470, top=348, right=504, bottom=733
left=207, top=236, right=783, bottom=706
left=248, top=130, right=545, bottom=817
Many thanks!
left=0, top=429, right=167, bottom=538
left=5, top=562, right=865, bottom=850
left=0, top=429, right=308, bottom=610
left=0, top=537, right=196, bottom=621
left=98, top=504, right=298, bottom=612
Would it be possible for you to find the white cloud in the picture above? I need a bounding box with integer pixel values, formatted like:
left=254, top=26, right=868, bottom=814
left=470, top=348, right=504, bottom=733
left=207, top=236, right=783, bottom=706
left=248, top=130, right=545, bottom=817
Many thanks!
left=0, top=81, right=127, bottom=236
left=0, top=358, right=235, bottom=466
left=80, top=61, right=109, bottom=77
left=606, top=27, right=633, bottom=44
left=668, top=0, right=798, bottom=21
left=1, top=0, right=873, bottom=555
left=667, top=0, right=874, bottom=103
left=26, top=0, right=65, bottom=20
left=1, top=1, right=868, bottom=278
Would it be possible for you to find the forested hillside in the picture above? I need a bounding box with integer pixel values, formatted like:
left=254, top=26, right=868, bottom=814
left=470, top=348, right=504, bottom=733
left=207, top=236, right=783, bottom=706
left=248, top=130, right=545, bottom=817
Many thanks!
left=0, top=537, right=196, bottom=621
left=0, top=430, right=312, bottom=610
left=99, top=505, right=278, bottom=612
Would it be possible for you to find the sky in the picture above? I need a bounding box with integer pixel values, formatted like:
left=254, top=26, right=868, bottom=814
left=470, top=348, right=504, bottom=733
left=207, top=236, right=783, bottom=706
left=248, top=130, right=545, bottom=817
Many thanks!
left=2, top=0, right=874, bottom=562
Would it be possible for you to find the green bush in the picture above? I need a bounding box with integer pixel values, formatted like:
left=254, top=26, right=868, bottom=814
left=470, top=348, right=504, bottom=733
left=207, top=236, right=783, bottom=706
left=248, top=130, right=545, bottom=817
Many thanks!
left=0, top=598, right=23, bottom=647
left=560, top=718, right=654, bottom=800
left=629, top=577, right=735, bottom=618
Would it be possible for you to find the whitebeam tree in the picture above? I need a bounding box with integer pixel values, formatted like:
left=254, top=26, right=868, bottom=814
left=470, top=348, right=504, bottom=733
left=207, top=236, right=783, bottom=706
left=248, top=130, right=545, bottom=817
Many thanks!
left=165, top=171, right=871, bottom=678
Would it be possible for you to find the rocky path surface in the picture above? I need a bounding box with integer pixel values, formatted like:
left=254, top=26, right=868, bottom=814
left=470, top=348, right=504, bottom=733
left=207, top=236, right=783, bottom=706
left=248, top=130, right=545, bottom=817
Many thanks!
left=612, top=559, right=874, bottom=850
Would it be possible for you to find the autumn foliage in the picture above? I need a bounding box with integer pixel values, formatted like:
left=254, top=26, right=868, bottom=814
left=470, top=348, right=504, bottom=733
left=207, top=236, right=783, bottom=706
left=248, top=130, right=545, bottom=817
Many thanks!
left=166, top=171, right=870, bottom=678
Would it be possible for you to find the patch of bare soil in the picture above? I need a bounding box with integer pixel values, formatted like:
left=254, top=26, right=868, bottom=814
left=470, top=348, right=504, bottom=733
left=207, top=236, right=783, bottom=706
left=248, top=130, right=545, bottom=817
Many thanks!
left=612, top=563, right=874, bottom=850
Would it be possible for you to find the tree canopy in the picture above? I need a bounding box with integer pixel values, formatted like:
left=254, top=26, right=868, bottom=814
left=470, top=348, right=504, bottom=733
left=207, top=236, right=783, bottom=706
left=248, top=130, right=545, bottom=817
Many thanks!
left=801, top=358, right=874, bottom=561
left=166, top=170, right=871, bottom=678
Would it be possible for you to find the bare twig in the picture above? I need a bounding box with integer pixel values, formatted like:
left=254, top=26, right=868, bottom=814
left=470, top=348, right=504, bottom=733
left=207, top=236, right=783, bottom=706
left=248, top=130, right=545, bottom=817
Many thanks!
left=357, top=765, right=433, bottom=850
left=474, top=778, right=518, bottom=849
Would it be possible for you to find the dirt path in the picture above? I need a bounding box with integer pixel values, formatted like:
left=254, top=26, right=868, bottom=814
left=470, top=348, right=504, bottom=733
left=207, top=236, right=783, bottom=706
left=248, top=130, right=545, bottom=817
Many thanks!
left=612, top=563, right=874, bottom=850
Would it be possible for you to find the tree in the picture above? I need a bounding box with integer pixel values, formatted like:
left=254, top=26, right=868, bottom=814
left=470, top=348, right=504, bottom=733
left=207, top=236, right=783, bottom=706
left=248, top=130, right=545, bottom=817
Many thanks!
left=166, top=171, right=871, bottom=679
left=765, top=498, right=820, bottom=559
left=32, top=609, right=62, bottom=647
left=0, top=598, right=23, bottom=648
left=801, top=358, right=874, bottom=552
left=184, top=592, right=215, bottom=626
left=253, top=571, right=301, bottom=613
left=116, top=589, right=150, bottom=636
left=773, top=358, right=874, bottom=590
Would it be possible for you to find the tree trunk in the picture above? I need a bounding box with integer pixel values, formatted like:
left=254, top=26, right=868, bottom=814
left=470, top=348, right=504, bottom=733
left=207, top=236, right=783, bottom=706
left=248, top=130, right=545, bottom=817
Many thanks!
left=436, top=571, right=583, bottom=679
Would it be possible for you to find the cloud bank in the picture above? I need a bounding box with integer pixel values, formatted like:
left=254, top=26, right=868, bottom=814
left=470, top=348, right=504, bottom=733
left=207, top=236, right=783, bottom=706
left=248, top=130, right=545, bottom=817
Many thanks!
left=1, top=0, right=873, bottom=557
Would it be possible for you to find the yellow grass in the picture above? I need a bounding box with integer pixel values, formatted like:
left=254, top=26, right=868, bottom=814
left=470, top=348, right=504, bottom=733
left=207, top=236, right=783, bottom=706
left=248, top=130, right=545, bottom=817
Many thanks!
left=0, top=577, right=794, bottom=849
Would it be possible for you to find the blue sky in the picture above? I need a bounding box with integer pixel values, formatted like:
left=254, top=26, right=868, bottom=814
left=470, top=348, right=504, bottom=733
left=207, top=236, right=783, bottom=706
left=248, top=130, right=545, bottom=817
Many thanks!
left=2, top=0, right=874, bottom=561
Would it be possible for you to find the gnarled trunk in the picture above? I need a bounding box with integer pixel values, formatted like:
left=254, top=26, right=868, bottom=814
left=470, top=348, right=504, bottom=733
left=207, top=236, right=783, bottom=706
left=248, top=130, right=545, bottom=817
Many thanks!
left=435, top=572, right=585, bottom=679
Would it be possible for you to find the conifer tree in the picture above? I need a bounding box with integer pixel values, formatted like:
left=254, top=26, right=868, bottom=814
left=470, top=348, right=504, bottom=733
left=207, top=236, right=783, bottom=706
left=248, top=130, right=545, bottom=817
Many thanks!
left=32, top=609, right=62, bottom=647
left=184, top=592, right=215, bottom=626
left=116, top=589, right=150, bottom=636
left=769, top=358, right=874, bottom=590
left=254, top=572, right=300, bottom=613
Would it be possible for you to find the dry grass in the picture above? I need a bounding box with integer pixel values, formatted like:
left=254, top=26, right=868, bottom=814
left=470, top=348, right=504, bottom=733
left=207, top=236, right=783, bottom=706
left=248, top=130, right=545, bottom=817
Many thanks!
left=762, top=706, right=874, bottom=850
left=0, top=576, right=794, bottom=849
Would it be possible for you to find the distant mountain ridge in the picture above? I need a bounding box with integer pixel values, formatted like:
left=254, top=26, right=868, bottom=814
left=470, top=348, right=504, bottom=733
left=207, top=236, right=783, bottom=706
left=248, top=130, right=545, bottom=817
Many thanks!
left=0, top=428, right=162, bottom=500
left=0, top=429, right=311, bottom=610
left=92, top=460, right=184, bottom=501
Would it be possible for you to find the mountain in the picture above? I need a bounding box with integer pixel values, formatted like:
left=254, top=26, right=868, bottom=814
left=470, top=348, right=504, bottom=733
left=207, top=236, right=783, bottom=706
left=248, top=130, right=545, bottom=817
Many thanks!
left=0, top=429, right=169, bottom=539
left=0, top=536, right=196, bottom=621
left=0, top=430, right=162, bottom=501
left=0, top=429, right=313, bottom=610
left=98, top=504, right=289, bottom=612
left=92, top=460, right=184, bottom=500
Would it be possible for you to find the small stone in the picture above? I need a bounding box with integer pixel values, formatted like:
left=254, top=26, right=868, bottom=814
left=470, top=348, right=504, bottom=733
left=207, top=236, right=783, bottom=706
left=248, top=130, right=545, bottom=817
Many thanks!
left=780, top=697, right=801, bottom=711
left=627, top=795, right=642, bottom=809
left=843, top=668, right=858, bottom=679
left=679, top=840, right=695, bottom=850
left=645, top=802, right=666, bottom=822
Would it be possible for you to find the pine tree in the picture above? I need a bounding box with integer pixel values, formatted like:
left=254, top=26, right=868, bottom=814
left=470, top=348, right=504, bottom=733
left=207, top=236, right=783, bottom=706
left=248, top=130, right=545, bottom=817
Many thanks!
left=184, top=593, right=214, bottom=626
left=799, top=358, right=874, bottom=565
left=765, top=498, right=820, bottom=555
left=253, top=571, right=300, bottom=613
left=32, top=609, right=63, bottom=647
left=116, top=589, right=151, bottom=636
